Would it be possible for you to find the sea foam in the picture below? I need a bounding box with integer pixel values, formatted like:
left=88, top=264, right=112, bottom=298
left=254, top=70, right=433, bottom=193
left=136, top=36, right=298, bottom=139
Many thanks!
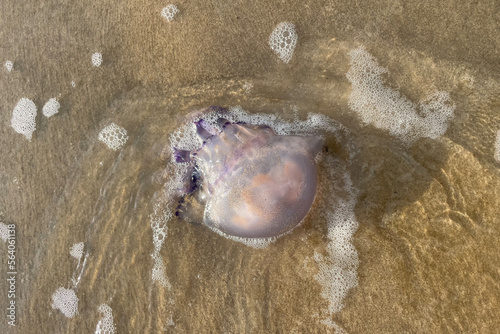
left=269, top=22, right=298, bottom=64
left=95, top=304, right=116, bottom=334
left=42, top=98, right=60, bottom=118
left=11, top=98, right=37, bottom=141
left=51, top=287, right=79, bottom=318
left=347, top=46, right=455, bottom=145
left=98, top=123, right=129, bottom=151
left=161, top=4, right=179, bottom=22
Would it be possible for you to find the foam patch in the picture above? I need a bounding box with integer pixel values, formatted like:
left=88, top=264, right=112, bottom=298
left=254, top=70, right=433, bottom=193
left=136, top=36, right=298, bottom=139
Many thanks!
left=11, top=98, right=37, bottom=141
left=0, top=223, right=9, bottom=242
left=314, top=155, right=359, bottom=323
left=70, top=242, right=84, bottom=260
left=51, top=287, right=79, bottom=318
left=42, top=98, right=60, bottom=118
left=346, top=46, right=455, bottom=145
left=5, top=60, right=13, bottom=72
left=269, top=22, right=298, bottom=64
left=95, top=304, right=116, bottom=334
left=161, top=4, right=179, bottom=22
left=92, top=52, right=102, bottom=67
left=98, top=123, right=129, bottom=151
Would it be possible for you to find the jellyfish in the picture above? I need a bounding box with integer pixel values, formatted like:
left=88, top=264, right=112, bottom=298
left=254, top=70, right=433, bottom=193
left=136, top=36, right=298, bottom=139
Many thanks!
left=173, top=106, right=324, bottom=238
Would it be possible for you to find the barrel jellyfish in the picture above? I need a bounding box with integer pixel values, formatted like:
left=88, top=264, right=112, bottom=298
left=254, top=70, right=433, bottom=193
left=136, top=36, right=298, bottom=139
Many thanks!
left=172, top=106, right=324, bottom=238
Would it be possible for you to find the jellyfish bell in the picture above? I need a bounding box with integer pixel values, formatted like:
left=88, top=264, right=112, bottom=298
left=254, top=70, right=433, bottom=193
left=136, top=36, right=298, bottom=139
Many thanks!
left=174, top=107, right=324, bottom=238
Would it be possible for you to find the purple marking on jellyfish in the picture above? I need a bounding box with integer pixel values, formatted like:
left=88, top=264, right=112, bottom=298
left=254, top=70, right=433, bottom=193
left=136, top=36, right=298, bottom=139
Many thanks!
left=173, top=148, right=192, bottom=163
left=174, top=107, right=324, bottom=238
left=194, top=120, right=213, bottom=140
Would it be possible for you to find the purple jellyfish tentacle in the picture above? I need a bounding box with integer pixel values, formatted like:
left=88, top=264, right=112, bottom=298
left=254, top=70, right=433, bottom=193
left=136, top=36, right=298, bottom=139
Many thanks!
left=194, top=120, right=213, bottom=141
left=173, top=148, right=192, bottom=163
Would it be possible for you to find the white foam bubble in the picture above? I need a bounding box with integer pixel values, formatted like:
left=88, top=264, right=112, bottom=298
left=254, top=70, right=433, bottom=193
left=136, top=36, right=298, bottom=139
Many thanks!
left=51, top=287, right=79, bottom=318
left=269, top=22, right=298, bottom=64
left=92, top=52, right=102, bottom=67
left=42, top=98, right=60, bottom=118
left=11, top=98, right=37, bottom=141
left=161, top=4, right=179, bottom=22
left=0, top=223, right=9, bottom=242
left=5, top=60, right=13, bottom=72
left=150, top=180, right=178, bottom=288
left=346, top=46, right=455, bottom=145
left=495, top=130, right=500, bottom=162
left=98, top=123, right=129, bottom=151
left=70, top=242, right=84, bottom=260
left=95, top=304, right=116, bottom=334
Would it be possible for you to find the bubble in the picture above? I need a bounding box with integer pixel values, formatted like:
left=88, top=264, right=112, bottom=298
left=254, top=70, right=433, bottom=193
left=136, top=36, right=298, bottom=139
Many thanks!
left=5, top=60, right=13, bottom=72
left=51, top=287, right=79, bottom=318
left=11, top=98, right=37, bottom=141
left=98, top=123, right=129, bottom=151
left=42, top=98, right=60, bottom=118
left=0, top=223, right=9, bottom=242
left=70, top=242, right=84, bottom=260
left=269, top=22, right=298, bottom=64
left=92, top=52, right=102, bottom=67
left=161, top=4, right=179, bottom=22
left=95, top=304, right=116, bottom=334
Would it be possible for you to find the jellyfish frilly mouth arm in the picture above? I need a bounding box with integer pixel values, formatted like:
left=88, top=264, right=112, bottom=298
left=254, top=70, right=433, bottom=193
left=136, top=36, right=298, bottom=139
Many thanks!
left=170, top=106, right=325, bottom=239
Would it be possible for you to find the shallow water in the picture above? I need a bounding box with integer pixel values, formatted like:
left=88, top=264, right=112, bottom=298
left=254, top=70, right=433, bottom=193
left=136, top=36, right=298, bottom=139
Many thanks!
left=1, top=0, right=500, bottom=333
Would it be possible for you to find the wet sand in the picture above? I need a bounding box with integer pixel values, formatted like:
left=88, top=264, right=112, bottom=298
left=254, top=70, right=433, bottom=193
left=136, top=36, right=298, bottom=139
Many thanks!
left=1, top=0, right=500, bottom=333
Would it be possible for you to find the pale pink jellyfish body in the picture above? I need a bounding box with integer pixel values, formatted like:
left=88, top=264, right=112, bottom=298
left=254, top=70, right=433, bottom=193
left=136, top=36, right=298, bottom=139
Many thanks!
left=174, top=107, right=323, bottom=238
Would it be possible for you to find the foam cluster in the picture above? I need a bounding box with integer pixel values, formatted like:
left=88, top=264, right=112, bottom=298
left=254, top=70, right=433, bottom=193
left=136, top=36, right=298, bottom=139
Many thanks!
left=268, top=22, right=298, bottom=64
left=70, top=242, right=84, bottom=260
left=95, top=304, right=116, bottom=334
left=98, top=123, right=129, bottom=151
left=42, top=98, right=60, bottom=118
left=346, top=46, right=455, bottom=145
left=495, top=130, right=500, bottom=162
left=314, top=155, right=359, bottom=321
left=169, top=106, right=343, bottom=154
left=0, top=223, right=9, bottom=242
left=150, top=168, right=184, bottom=287
left=161, top=5, right=179, bottom=22
left=51, top=287, right=79, bottom=318
left=11, top=98, right=37, bottom=140
left=92, top=52, right=102, bottom=67
left=5, top=60, right=13, bottom=72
